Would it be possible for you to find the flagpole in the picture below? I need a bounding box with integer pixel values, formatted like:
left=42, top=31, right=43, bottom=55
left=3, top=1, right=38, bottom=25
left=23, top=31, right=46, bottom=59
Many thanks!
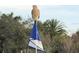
left=35, top=21, right=37, bottom=53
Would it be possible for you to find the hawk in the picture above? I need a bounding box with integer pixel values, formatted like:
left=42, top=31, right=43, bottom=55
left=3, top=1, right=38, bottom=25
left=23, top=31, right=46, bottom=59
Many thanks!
left=31, top=5, right=40, bottom=21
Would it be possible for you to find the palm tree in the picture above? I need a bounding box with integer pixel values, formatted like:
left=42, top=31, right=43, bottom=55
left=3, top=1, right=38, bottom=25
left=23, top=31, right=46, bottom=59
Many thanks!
left=42, top=19, right=66, bottom=52
left=43, top=19, right=66, bottom=39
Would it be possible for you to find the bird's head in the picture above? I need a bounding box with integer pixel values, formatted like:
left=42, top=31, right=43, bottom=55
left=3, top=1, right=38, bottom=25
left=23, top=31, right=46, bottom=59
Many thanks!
left=33, top=5, right=37, bottom=9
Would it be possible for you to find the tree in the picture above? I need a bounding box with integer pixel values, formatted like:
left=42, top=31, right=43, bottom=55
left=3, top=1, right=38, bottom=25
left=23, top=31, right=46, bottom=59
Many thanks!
left=71, top=31, right=79, bottom=52
left=0, top=13, right=28, bottom=52
left=41, top=19, right=68, bottom=52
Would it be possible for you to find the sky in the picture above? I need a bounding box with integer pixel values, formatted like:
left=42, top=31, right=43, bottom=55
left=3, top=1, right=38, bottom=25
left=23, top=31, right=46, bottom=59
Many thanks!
left=0, top=5, right=79, bottom=36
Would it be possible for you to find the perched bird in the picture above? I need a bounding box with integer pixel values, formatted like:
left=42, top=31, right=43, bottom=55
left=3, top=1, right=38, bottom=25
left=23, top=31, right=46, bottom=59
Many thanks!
left=31, top=5, right=40, bottom=21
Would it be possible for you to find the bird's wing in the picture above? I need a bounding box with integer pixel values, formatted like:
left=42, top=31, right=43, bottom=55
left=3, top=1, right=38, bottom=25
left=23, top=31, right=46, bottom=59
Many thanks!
left=37, top=9, right=40, bottom=19
left=31, top=9, right=33, bottom=18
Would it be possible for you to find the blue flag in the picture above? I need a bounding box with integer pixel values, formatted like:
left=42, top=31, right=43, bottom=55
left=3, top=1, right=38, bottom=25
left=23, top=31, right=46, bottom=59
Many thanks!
left=29, top=21, right=43, bottom=51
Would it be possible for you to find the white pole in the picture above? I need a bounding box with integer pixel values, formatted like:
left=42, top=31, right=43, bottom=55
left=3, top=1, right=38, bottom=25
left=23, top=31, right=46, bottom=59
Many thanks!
left=36, top=46, right=37, bottom=53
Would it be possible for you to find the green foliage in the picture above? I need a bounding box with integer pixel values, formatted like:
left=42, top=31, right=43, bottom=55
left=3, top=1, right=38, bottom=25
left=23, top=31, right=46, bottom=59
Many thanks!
left=0, top=13, right=28, bottom=53
left=71, top=31, right=79, bottom=52
left=0, top=12, right=78, bottom=53
left=43, top=19, right=64, bottom=52
left=38, top=19, right=71, bottom=53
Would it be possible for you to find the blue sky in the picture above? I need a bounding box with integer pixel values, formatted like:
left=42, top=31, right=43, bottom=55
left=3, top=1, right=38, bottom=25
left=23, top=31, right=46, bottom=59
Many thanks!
left=0, top=5, right=79, bottom=35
